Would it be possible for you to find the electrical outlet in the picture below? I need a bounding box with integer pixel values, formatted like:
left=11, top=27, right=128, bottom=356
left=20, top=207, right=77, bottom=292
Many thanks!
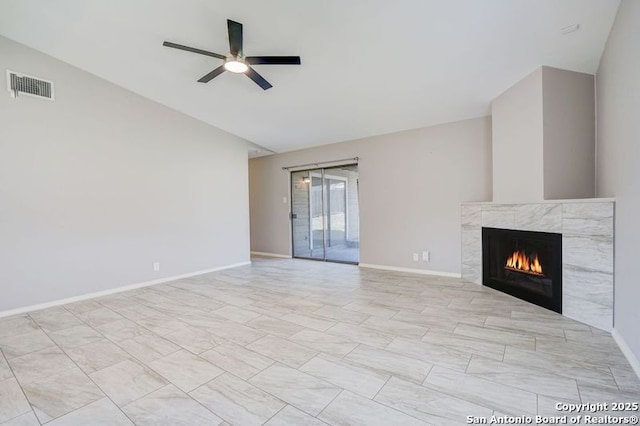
left=153, top=262, right=160, bottom=272
left=412, top=253, right=419, bottom=261
left=422, top=251, right=430, bottom=262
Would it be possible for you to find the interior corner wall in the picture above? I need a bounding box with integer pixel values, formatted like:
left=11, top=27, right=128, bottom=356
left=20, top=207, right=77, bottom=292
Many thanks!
left=542, top=67, right=596, bottom=200
left=0, top=36, right=251, bottom=312
left=249, top=116, right=492, bottom=274
left=491, top=68, right=544, bottom=203
left=595, top=0, right=640, bottom=362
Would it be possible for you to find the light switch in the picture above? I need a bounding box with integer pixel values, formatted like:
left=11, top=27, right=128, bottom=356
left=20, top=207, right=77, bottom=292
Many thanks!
left=283, top=197, right=287, bottom=204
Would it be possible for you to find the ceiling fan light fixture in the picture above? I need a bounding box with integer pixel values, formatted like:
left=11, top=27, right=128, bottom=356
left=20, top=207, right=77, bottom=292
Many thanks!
left=224, top=59, right=248, bottom=73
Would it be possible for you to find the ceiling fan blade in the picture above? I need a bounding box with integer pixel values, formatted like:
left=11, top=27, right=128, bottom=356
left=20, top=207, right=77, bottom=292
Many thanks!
left=246, top=56, right=301, bottom=65
left=246, top=67, right=272, bottom=90
left=227, top=20, right=243, bottom=57
left=198, top=65, right=226, bottom=83
left=163, top=41, right=225, bottom=60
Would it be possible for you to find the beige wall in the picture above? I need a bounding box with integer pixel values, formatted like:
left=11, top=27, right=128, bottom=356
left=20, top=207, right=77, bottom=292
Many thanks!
left=0, top=37, right=251, bottom=312
left=543, top=67, right=595, bottom=200
left=492, top=67, right=596, bottom=203
left=249, top=117, right=492, bottom=274
left=491, top=68, right=544, bottom=203
left=596, top=0, right=640, bottom=361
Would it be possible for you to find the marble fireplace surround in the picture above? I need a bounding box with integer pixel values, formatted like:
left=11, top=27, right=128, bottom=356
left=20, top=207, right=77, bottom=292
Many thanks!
left=461, top=200, right=614, bottom=331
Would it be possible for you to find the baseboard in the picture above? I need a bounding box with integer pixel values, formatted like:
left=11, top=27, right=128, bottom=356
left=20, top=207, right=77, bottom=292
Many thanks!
left=0, top=261, right=251, bottom=319
left=358, top=263, right=461, bottom=278
left=250, top=251, right=292, bottom=259
left=612, top=328, right=640, bottom=380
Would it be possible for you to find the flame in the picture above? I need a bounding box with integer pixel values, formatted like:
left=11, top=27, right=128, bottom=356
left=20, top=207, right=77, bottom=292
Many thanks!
left=505, top=250, right=544, bottom=275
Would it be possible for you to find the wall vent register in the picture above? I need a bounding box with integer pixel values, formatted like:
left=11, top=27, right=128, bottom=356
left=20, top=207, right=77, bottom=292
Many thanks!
left=6, top=70, right=54, bottom=100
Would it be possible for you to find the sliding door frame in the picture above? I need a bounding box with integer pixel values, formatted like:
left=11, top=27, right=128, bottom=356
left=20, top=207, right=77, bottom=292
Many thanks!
left=289, top=163, right=358, bottom=265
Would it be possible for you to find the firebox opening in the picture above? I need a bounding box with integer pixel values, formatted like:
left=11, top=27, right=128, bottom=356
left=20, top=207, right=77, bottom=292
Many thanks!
left=482, top=227, right=562, bottom=313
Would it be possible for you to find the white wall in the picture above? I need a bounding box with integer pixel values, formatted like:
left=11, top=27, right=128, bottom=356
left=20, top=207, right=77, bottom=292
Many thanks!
left=596, top=0, right=640, bottom=361
left=543, top=67, right=595, bottom=200
left=249, top=117, right=492, bottom=274
left=0, top=36, right=251, bottom=312
left=491, top=68, right=544, bottom=203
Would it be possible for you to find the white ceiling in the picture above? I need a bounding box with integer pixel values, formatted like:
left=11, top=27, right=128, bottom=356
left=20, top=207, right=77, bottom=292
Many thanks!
left=0, top=0, right=619, bottom=153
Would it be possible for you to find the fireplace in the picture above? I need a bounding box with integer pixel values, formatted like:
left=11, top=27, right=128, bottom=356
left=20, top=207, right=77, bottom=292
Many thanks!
left=482, top=227, right=562, bottom=313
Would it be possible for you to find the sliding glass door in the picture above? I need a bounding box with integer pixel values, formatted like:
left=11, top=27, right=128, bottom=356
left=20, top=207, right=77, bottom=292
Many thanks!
left=291, top=165, right=359, bottom=263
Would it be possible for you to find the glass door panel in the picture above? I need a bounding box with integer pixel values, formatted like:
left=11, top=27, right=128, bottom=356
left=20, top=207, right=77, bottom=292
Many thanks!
left=291, top=165, right=359, bottom=263
left=291, top=169, right=324, bottom=259
left=324, top=165, right=359, bottom=263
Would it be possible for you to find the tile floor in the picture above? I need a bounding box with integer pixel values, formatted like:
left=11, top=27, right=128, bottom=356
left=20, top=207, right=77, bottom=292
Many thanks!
left=0, top=257, right=638, bottom=425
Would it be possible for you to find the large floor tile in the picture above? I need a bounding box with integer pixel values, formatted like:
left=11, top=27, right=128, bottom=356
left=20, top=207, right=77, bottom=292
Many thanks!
left=200, top=342, right=274, bottom=380
left=190, top=373, right=285, bottom=426
left=311, top=305, right=370, bottom=325
left=424, top=366, right=537, bottom=416
left=22, top=368, right=104, bottom=423
left=0, top=378, right=31, bottom=423
left=94, top=319, right=152, bottom=342
left=386, top=337, right=471, bottom=372
left=453, top=323, right=536, bottom=350
left=0, top=411, right=40, bottom=425
left=63, top=300, right=104, bottom=316
left=502, top=346, right=617, bottom=389
left=0, top=353, right=12, bottom=380
left=124, top=384, right=222, bottom=426
left=319, top=390, right=427, bottom=426
left=325, top=323, right=393, bottom=348
left=0, top=316, right=39, bottom=340
left=264, top=405, right=328, bottom=426
left=0, top=330, right=55, bottom=359
left=117, top=334, right=180, bottom=364
left=361, top=316, right=428, bottom=339
left=75, top=307, right=124, bottom=328
left=421, top=329, right=506, bottom=361
left=148, top=350, right=223, bottom=392
left=374, top=376, right=493, bottom=426
left=214, top=306, right=261, bottom=324
left=89, top=359, right=167, bottom=406
left=206, top=322, right=266, bottom=346
left=344, top=345, right=433, bottom=383
left=66, top=339, right=132, bottom=374
left=281, top=313, right=336, bottom=332
left=164, top=326, right=226, bottom=354
left=48, top=325, right=103, bottom=349
left=342, top=302, right=399, bottom=319
left=46, top=398, right=133, bottom=426
left=8, top=347, right=77, bottom=384
left=466, top=356, right=580, bottom=401
left=245, top=316, right=305, bottom=338
left=289, top=329, right=358, bottom=357
left=249, top=364, right=341, bottom=416
left=246, top=335, right=317, bottom=368
left=300, top=354, right=388, bottom=398
left=29, top=310, right=83, bottom=332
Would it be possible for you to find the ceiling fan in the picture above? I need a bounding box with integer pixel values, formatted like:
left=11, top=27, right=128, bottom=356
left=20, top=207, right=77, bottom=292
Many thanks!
left=163, top=19, right=301, bottom=90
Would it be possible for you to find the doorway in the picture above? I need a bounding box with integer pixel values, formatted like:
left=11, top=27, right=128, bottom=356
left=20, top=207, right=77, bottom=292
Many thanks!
left=291, top=164, right=359, bottom=264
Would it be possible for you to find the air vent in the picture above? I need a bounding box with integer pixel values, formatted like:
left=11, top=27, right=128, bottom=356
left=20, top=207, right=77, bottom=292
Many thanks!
left=6, top=70, right=54, bottom=100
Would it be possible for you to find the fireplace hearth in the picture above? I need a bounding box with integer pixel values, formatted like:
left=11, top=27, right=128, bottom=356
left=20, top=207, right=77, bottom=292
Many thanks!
left=482, top=227, right=562, bottom=313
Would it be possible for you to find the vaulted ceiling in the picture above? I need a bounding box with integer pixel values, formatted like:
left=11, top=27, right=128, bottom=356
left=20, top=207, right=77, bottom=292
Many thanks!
left=0, top=0, right=619, bottom=153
